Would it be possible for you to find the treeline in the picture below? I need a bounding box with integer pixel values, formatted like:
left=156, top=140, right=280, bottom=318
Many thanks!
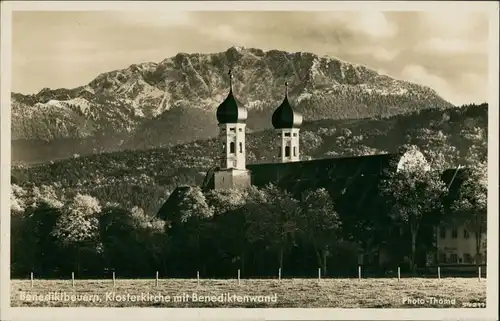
left=11, top=148, right=487, bottom=278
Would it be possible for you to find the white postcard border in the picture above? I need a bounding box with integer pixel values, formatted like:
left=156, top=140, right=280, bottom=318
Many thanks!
left=1, top=1, right=498, bottom=320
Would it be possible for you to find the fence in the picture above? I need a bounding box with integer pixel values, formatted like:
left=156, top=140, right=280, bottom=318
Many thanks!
left=25, top=265, right=486, bottom=287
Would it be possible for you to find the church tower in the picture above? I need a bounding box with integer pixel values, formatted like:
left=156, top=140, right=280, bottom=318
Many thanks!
left=272, top=81, right=303, bottom=163
left=213, top=70, right=251, bottom=190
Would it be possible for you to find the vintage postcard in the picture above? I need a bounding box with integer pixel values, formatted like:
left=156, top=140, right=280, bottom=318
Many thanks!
left=1, top=1, right=498, bottom=320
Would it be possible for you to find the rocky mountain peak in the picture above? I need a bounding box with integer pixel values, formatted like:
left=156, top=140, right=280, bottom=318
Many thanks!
left=12, top=47, right=454, bottom=158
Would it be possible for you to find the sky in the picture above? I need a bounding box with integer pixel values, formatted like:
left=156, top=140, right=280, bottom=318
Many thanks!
left=11, top=9, right=491, bottom=105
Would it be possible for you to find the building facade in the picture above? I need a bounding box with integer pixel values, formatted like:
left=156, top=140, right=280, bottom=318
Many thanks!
left=213, top=70, right=252, bottom=190
left=437, top=224, right=486, bottom=265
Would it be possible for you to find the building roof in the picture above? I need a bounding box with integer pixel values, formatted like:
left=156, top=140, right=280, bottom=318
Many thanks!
left=156, top=185, right=192, bottom=222
left=160, top=152, right=468, bottom=223
left=200, top=151, right=467, bottom=198
left=271, top=82, right=303, bottom=129
left=202, top=153, right=399, bottom=195
left=247, top=153, right=395, bottom=193
left=216, top=70, right=248, bottom=124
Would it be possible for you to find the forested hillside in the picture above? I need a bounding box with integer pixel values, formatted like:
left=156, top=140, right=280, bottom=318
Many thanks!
left=11, top=103, right=487, bottom=216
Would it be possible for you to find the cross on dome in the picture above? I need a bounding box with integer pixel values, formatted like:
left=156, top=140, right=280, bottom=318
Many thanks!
left=271, top=81, right=303, bottom=129
left=228, top=69, right=233, bottom=92
left=215, top=69, right=248, bottom=124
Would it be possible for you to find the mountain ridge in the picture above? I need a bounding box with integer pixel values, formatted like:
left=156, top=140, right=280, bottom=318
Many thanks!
left=11, top=46, right=455, bottom=162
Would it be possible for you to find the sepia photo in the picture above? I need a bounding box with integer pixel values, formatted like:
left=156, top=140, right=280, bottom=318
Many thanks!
left=1, top=1, right=498, bottom=320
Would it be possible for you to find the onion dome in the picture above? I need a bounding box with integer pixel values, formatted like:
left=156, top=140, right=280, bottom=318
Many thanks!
left=216, top=70, right=248, bottom=124
left=272, top=81, right=303, bottom=129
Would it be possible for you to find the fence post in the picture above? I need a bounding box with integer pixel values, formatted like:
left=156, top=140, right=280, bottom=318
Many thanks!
left=437, top=266, right=441, bottom=280
left=71, top=272, right=75, bottom=287
left=478, top=266, right=481, bottom=281
left=237, top=269, right=241, bottom=285
left=30, top=272, right=34, bottom=288
left=318, top=268, right=321, bottom=281
left=197, top=271, right=200, bottom=286
left=358, top=265, right=361, bottom=280
left=113, top=271, right=116, bottom=287
left=156, top=271, right=159, bottom=287
left=278, top=268, right=281, bottom=281
left=397, top=266, right=401, bottom=281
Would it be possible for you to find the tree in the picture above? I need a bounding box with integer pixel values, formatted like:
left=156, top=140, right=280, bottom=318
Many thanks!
left=28, top=184, right=65, bottom=210
left=245, top=184, right=301, bottom=272
left=175, top=187, right=214, bottom=273
left=52, top=193, right=102, bottom=274
left=11, top=184, right=66, bottom=276
left=381, top=146, right=447, bottom=272
left=461, top=127, right=487, bottom=166
left=99, top=205, right=137, bottom=273
left=205, top=188, right=249, bottom=273
left=300, top=188, right=341, bottom=275
left=130, top=206, right=167, bottom=273
left=205, top=188, right=247, bottom=217
left=300, top=131, right=323, bottom=153
left=412, top=128, right=460, bottom=170
left=11, top=184, right=27, bottom=214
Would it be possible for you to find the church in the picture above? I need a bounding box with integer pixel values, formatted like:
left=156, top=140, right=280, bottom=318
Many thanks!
left=159, top=70, right=484, bottom=271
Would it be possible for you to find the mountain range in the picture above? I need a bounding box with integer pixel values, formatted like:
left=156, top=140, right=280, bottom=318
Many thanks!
left=11, top=46, right=455, bottom=163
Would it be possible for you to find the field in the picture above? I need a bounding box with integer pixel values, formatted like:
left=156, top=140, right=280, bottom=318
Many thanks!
left=11, top=278, right=486, bottom=308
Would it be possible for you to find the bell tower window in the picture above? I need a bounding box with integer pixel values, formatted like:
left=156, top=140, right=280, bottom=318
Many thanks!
left=293, top=146, right=296, bottom=157
left=239, top=142, right=243, bottom=153
left=230, top=142, right=235, bottom=154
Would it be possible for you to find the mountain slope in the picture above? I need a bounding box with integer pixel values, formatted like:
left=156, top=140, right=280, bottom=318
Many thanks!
left=11, top=46, right=454, bottom=163
left=11, top=103, right=487, bottom=215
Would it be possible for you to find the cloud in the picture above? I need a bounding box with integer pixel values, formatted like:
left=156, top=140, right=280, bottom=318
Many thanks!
left=344, top=46, right=399, bottom=62
left=415, top=37, right=487, bottom=55
left=417, top=12, right=488, bottom=38
left=351, top=12, right=398, bottom=38
left=401, top=64, right=485, bottom=105
left=372, top=47, right=399, bottom=61
left=317, top=12, right=398, bottom=39
left=401, top=64, right=455, bottom=102
left=457, top=72, right=489, bottom=104
left=376, top=68, right=388, bottom=76
left=11, top=11, right=489, bottom=104
left=109, top=11, right=192, bottom=27
left=54, top=40, right=99, bottom=52
left=200, top=24, right=252, bottom=45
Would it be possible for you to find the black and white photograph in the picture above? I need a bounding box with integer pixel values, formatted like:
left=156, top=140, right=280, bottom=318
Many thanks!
left=1, top=1, right=498, bottom=320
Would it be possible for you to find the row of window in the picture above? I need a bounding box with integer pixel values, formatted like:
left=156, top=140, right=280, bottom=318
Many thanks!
left=223, top=142, right=244, bottom=154
left=439, top=252, right=474, bottom=264
left=278, top=132, right=298, bottom=138
left=439, top=227, right=471, bottom=239
left=222, top=142, right=297, bottom=158
left=225, top=127, right=243, bottom=133
left=224, top=127, right=298, bottom=138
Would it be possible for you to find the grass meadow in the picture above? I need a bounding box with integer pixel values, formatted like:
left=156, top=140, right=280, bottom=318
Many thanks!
left=11, top=277, right=486, bottom=308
